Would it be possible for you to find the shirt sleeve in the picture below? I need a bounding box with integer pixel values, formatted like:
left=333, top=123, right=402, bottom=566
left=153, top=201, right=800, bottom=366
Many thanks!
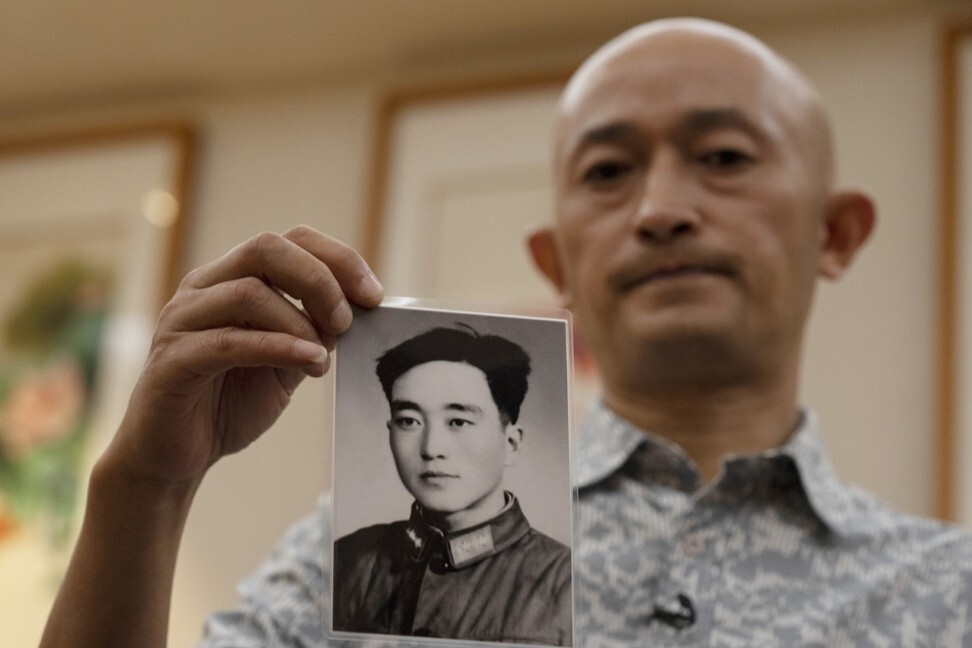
left=196, top=496, right=514, bottom=648
left=197, top=496, right=331, bottom=648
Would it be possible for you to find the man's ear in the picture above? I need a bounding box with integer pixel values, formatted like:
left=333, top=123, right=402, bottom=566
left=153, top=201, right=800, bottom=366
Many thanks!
left=818, top=190, right=876, bottom=280
left=504, top=426, right=523, bottom=467
left=527, top=226, right=569, bottom=305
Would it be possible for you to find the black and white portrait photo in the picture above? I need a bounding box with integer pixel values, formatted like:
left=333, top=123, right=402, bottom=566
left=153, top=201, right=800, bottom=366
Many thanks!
left=330, top=302, right=573, bottom=646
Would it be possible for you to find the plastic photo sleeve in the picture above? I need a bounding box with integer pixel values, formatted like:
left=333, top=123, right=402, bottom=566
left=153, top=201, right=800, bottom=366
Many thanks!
left=327, top=298, right=575, bottom=647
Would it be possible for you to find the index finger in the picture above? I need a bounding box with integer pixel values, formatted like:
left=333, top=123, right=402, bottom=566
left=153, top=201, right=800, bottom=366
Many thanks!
left=184, top=227, right=382, bottom=335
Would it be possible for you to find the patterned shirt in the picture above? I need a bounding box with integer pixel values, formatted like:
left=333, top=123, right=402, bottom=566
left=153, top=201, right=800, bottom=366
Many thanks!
left=201, top=402, right=972, bottom=647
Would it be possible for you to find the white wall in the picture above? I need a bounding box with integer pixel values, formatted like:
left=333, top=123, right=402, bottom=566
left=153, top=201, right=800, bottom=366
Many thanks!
left=771, top=14, right=943, bottom=519
left=0, top=7, right=957, bottom=646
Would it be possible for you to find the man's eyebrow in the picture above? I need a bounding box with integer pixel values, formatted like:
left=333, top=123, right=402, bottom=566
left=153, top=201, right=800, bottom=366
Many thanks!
left=569, top=121, right=643, bottom=158
left=678, top=108, right=765, bottom=141
left=389, top=401, right=483, bottom=415
left=567, top=109, right=765, bottom=160
left=390, top=400, right=421, bottom=413
left=444, top=403, right=483, bottom=415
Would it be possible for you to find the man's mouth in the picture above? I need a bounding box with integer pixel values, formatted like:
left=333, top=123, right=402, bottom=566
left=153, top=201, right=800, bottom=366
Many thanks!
left=420, top=471, right=459, bottom=481
left=616, top=263, right=733, bottom=291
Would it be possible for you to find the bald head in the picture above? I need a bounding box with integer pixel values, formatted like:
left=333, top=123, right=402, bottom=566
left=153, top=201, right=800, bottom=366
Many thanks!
left=556, top=18, right=834, bottom=189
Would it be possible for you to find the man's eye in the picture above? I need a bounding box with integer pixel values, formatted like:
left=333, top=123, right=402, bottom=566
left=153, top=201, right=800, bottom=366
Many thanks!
left=698, top=149, right=753, bottom=169
left=392, top=416, right=421, bottom=430
left=447, top=418, right=474, bottom=429
left=582, top=161, right=634, bottom=185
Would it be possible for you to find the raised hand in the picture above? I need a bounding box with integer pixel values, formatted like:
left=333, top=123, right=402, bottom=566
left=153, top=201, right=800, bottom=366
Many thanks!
left=41, top=227, right=383, bottom=648
left=104, top=225, right=384, bottom=485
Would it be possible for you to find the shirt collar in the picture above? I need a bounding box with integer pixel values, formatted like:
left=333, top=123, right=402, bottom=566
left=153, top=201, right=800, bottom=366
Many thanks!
left=402, top=492, right=532, bottom=569
left=774, top=410, right=860, bottom=536
left=574, top=400, right=648, bottom=489
left=574, top=400, right=859, bottom=537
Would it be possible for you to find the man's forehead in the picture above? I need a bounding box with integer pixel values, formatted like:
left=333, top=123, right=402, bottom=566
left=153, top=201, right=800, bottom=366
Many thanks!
left=560, top=19, right=784, bottom=112
left=562, top=33, right=779, bottom=129
left=390, top=361, right=495, bottom=411
left=391, top=360, right=489, bottom=390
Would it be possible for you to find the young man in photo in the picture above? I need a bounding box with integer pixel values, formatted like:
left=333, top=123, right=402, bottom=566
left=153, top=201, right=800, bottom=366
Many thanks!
left=333, top=326, right=572, bottom=645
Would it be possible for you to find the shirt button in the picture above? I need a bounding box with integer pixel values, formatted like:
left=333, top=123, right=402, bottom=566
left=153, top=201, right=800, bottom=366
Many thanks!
left=681, top=533, right=705, bottom=556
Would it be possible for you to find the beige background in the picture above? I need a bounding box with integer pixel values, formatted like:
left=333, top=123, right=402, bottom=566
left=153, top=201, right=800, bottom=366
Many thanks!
left=1, top=3, right=968, bottom=646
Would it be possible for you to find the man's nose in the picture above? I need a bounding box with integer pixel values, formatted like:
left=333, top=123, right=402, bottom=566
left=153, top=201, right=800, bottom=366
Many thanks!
left=420, top=422, right=448, bottom=460
left=633, top=155, right=701, bottom=243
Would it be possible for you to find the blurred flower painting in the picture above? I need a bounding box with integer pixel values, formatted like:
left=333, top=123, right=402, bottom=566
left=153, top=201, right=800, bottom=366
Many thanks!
left=0, top=259, right=112, bottom=553
left=0, top=125, right=191, bottom=646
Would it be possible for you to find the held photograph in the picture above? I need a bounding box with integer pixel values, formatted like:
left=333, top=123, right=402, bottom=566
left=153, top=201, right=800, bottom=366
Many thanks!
left=330, top=302, right=574, bottom=646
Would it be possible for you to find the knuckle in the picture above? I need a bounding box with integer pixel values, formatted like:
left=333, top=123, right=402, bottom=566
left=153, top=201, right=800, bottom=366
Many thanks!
left=288, top=307, right=318, bottom=339
left=282, top=224, right=315, bottom=243
left=156, top=289, right=190, bottom=329
left=306, top=266, right=343, bottom=300
left=155, top=300, right=178, bottom=330
left=148, top=326, right=174, bottom=354
left=242, top=231, right=283, bottom=264
left=282, top=227, right=364, bottom=271
left=180, top=266, right=205, bottom=289
left=330, top=238, right=361, bottom=268
left=229, top=277, right=272, bottom=311
left=143, top=328, right=180, bottom=376
left=256, top=333, right=281, bottom=356
left=209, top=327, right=236, bottom=355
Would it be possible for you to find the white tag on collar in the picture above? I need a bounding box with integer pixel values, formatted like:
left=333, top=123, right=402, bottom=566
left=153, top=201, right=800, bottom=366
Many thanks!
left=448, top=526, right=495, bottom=568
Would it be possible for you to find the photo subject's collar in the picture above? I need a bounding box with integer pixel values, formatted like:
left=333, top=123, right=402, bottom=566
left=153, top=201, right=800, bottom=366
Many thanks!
left=403, top=493, right=532, bottom=570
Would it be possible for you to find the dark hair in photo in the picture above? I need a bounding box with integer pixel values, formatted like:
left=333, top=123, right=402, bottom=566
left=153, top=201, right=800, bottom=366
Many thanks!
left=375, top=323, right=532, bottom=425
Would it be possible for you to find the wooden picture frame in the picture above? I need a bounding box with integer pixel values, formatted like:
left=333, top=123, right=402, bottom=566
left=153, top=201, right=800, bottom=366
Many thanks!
left=361, top=72, right=570, bottom=273
left=939, top=21, right=972, bottom=525
left=0, top=122, right=196, bottom=646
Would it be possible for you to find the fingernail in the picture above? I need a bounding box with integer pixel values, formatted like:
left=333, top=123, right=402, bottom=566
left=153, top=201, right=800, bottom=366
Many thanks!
left=294, top=339, right=327, bottom=363
left=329, top=300, right=352, bottom=331
left=359, top=273, right=383, bottom=300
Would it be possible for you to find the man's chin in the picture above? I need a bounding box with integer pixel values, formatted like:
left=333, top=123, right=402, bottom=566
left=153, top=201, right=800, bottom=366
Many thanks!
left=618, top=309, right=739, bottom=349
left=413, top=495, right=464, bottom=516
left=606, top=317, right=748, bottom=376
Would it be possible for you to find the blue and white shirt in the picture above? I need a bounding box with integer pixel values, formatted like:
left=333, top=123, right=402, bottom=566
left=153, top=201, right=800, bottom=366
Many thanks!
left=201, top=402, right=972, bottom=647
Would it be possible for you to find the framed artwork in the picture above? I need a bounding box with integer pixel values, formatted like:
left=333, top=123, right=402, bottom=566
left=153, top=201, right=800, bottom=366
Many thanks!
left=941, top=21, right=972, bottom=527
left=363, top=75, right=566, bottom=299
left=0, top=123, right=195, bottom=645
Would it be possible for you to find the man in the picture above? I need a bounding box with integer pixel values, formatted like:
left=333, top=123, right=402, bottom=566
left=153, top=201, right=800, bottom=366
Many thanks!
left=332, top=325, right=571, bottom=644
left=41, top=17, right=972, bottom=648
